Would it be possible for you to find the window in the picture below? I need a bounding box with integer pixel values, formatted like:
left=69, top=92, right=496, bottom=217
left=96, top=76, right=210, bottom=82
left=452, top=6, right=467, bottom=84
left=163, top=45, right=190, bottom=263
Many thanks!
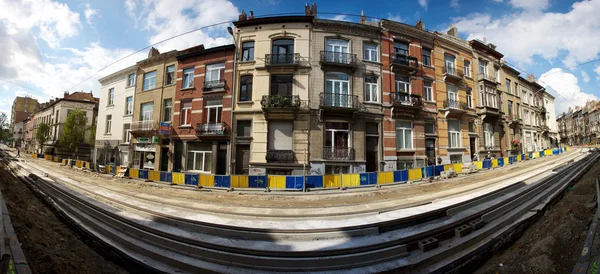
left=166, top=65, right=175, bottom=85
left=523, top=91, right=528, bottom=103
left=524, top=110, right=529, bottom=125
left=108, top=88, right=114, bottom=106
left=424, top=81, right=433, bottom=101
left=467, top=89, right=473, bottom=108
left=516, top=103, right=520, bottom=118
left=180, top=100, right=192, bottom=126
left=425, top=122, right=435, bottom=134
left=325, top=72, right=350, bottom=107
left=105, top=115, right=112, bottom=134
left=325, top=122, right=350, bottom=158
left=468, top=122, right=474, bottom=133
left=206, top=63, right=225, bottom=83
left=268, top=121, right=293, bottom=150
left=484, top=123, right=494, bottom=148
left=364, top=43, right=378, bottom=62
left=506, top=79, right=511, bottom=94
left=325, top=39, right=350, bottom=63
left=239, top=75, right=253, bottom=102
left=365, top=76, right=378, bottom=102
left=205, top=98, right=223, bottom=124
left=444, top=54, right=456, bottom=74
left=396, top=121, right=412, bottom=149
left=187, top=144, right=212, bottom=172
left=123, top=123, right=131, bottom=143
left=397, top=160, right=414, bottom=170
left=464, top=61, right=471, bottom=77
left=447, top=83, right=458, bottom=107
left=143, top=71, right=156, bottom=91
left=422, top=48, right=431, bottom=66
left=494, top=67, right=499, bottom=81
left=237, top=120, right=251, bottom=137
left=163, top=99, right=172, bottom=122
left=393, top=41, right=409, bottom=55
left=529, top=92, right=534, bottom=105
left=508, top=100, right=513, bottom=117
left=448, top=119, right=461, bottom=148
left=272, top=39, right=294, bottom=54
left=125, top=96, right=133, bottom=115
left=140, top=102, right=153, bottom=121
left=479, top=60, right=488, bottom=76
left=183, top=67, right=194, bottom=88
left=514, top=83, right=519, bottom=97
left=128, top=73, right=135, bottom=87
left=450, top=155, right=462, bottom=164
left=242, top=41, right=254, bottom=61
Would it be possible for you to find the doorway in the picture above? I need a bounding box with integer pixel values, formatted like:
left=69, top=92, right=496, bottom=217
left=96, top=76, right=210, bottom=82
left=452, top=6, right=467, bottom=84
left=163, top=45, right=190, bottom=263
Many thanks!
left=235, top=144, right=250, bottom=174
left=470, top=137, right=476, bottom=160
left=216, top=142, right=227, bottom=175
left=425, top=139, right=435, bottom=166
left=160, top=147, right=169, bottom=171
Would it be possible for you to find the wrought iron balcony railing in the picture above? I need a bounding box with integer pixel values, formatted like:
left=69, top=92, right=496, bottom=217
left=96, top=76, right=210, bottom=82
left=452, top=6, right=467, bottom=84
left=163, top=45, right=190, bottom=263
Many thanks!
left=391, top=93, right=423, bottom=107
left=392, top=54, right=419, bottom=70
left=203, top=80, right=226, bottom=91
left=319, top=93, right=359, bottom=109
left=265, top=150, right=296, bottom=163
left=443, top=99, right=469, bottom=110
left=478, top=73, right=497, bottom=83
left=265, top=53, right=300, bottom=66
left=260, top=95, right=301, bottom=109
left=443, top=66, right=464, bottom=78
left=131, top=120, right=158, bottom=132
left=323, top=146, right=355, bottom=160
left=195, top=122, right=230, bottom=136
left=319, top=51, right=357, bottom=66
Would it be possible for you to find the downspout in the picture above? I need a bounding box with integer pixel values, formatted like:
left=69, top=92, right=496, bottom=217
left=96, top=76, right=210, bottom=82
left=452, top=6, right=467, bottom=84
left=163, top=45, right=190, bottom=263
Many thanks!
left=228, top=27, right=238, bottom=175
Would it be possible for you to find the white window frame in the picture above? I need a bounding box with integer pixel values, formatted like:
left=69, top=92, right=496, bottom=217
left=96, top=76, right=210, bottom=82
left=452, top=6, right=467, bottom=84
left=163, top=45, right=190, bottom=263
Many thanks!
left=424, top=81, right=433, bottom=101
left=364, top=43, right=378, bottom=62
left=125, top=96, right=133, bottom=115
left=484, top=122, right=494, bottom=148
left=206, top=63, right=225, bottom=82
left=123, top=124, right=131, bottom=143
left=166, top=65, right=175, bottom=85
left=448, top=119, right=461, bottom=148
left=105, top=115, right=112, bottom=134
left=187, top=150, right=212, bottom=173
left=444, top=54, right=456, bottom=73
left=206, top=104, right=223, bottom=124
left=325, top=72, right=350, bottom=107
left=395, top=76, right=410, bottom=94
left=141, top=102, right=153, bottom=121
left=181, top=100, right=192, bottom=126
left=364, top=76, right=378, bottom=102
left=464, top=60, right=471, bottom=77
left=108, top=88, right=114, bottom=106
left=479, top=60, right=488, bottom=76
left=183, top=67, right=194, bottom=89
left=163, top=99, right=172, bottom=123
left=396, top=121, right=413, bottom=149
left=143, top=71, right=157, bottom=91
left=325, top=122, right=350, bottom=148
left=128, top=73, right=135, bottom=87
left=467, top=90, right=472, bottom=108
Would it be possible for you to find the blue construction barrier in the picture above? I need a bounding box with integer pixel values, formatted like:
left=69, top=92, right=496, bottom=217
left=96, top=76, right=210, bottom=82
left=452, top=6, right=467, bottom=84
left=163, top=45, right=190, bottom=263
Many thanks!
left=160, top=171, right=171, bottom=182
left=138, top=169, right=148, bottom=180
left=482, top=160, right=492, bottom=169
left=184, top=173, right=199, bottom=186
left=498, top=158, right=504, bottom=167
left=305, top=175, right=323, bottom=188
left=285, top=176, right=304, bottom=189
left=214, top=175, right=231, bottom=188
left=359, top=172, right=378, bottom=185
left=422, top=166, right=434, bottom=178
left=248, top=175, right=267, bottom=188
left=393, top=169, right=409, bottom=182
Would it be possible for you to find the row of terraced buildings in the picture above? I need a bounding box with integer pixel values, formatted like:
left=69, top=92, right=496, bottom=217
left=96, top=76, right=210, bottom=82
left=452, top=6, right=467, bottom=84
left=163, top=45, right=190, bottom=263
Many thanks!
left=91, top=5, right=558, bottom=176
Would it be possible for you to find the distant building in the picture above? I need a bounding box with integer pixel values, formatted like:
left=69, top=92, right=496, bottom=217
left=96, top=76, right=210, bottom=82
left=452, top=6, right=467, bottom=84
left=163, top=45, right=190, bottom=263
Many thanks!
left=10, top=96, right=38, bottom=146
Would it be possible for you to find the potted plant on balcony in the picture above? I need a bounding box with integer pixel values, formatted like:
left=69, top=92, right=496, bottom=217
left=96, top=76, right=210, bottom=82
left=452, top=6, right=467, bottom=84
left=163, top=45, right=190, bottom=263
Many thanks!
left=271, top=94, right=292, bottom=108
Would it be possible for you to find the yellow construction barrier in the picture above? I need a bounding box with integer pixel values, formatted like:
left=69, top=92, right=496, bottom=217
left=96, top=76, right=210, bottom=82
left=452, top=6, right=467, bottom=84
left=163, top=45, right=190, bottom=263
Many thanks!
left=199, top=174, right=214, bottom=187
left=31, top=153, right=36, bottom=158
left=230, top=175, right=249, bottom=188
left=129, top=168, right=139, bottom=179
left=378, top=171, right=394, bottom=185
left=148, top=170, right=161, bottom=181
left=408, top=168, right=422, bottom=181
left=452, top=163, right=463, bottom=173
left=491, top=159, right=498, bottom=168
left=443, top=164, right=453, bottom=171
left=341, top=174, right=360, bottom=187
left=517, top=155, right=522, bottom=162
left=503, top=157, right=508, bottom=166
left=171, top=172, right=185, bottom=185
left=323, top=174, right=341, bottom=188
left=44, top=154, right=52, bottom=160
left=545, top=149, right=553, bottom=156
left=474, top=161, right=483, bottom=170
left=267, top=175, right=286, bottom=189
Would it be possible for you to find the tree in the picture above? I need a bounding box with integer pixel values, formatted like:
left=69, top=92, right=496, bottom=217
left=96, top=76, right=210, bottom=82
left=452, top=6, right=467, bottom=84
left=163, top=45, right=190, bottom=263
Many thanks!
left=60, top=109, right=89, bottom=158
left=0, top=112, right=9, bottom=141
left=88, top=124, right=96, bottom=146
left=35, top=123, right=51, bottom=154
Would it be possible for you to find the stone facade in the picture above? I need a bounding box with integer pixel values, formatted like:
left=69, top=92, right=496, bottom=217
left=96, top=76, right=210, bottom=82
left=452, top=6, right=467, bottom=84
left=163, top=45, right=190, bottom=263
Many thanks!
left=501, top=62, right=523, bottom=155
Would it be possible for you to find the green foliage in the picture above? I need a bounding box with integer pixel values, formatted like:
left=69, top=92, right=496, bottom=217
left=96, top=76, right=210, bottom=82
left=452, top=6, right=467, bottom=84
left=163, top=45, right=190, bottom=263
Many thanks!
left=0, top=112, right=8, bottom=141
left=60, top=109, right=89, bottom=156
left=88, top=125, right=96, bottom=147
left=35, top=123, right=51, bottom=153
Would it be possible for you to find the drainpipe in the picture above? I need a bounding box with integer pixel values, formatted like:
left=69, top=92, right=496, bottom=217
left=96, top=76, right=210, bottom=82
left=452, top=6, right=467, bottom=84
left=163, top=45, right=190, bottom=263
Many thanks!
left=228, top=27, right=237, bottom=175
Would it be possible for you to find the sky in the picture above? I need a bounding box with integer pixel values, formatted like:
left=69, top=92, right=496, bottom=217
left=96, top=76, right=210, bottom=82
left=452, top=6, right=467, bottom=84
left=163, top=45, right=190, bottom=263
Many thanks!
left=1, top=0, right=599, bottom=119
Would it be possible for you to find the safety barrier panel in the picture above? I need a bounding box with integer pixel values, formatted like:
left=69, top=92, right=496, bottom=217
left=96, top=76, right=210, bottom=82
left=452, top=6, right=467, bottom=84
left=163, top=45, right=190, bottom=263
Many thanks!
left=491, top=159, right=498, bottom=168
left=360, top=172, right=378, bottom=185
left=452, top=163, right=463, bottom=173
left=482, top=160, right=492, bottom=169
left=160, top=172, right=172, bottom=183
left=268, top=175, right=287, bottom=189
left=498, top=158, right=504, bottom=167
left=230, top=175, right=248, bottom=188
left=286, top=176, right=304, bottom=189
left=214, top=175, right=231, bottom=188
left=422, top=166, right=434, bottom=178
left=148, top=170, right=160, bottom=181
left=248, top=176, right=267, bottom=188
left=185, top=174, right=199, bottom=186
left=342, top=174, right=361, bottom=187
left=408, top=168, right=422, bottom=181
left=378, top=171, right=394, bottom=185
left=394, top=169, right=410, bottom=182
left=322, top=174, right=340, bottom=188
left=172, top=172, right=185, bottom=185
left=474, top=161, right=483, bottom=170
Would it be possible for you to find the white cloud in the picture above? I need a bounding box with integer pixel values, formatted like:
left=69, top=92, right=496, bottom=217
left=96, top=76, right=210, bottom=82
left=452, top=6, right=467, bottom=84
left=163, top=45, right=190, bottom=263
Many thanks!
left=451, top=0, right=459, bottom=9
left=84, top=3, right=98, bottom=25
left=387, top=13, right=404, bottom=22
left=0, top=0, right=81, bottom=48
left=418, top=0, right=428, bottom=10
left=594, top=65, right=600, bottom=82
left=330, top=14, right=350, bottom=21
left=493, top=0, right=503, bottom=2
left=582, top=70, right=590, bottom=83
left=453, top=0, right=600, bottom=67
left=2, top=85, right=7, bottom=91
left=509, top=0, right=549, bottom=11
left=539, top=68, right=598, bottom=114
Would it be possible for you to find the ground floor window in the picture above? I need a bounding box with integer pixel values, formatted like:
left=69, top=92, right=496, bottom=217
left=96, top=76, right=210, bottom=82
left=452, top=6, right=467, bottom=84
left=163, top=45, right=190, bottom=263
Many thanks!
left=325, top=165, right=349, bottom=174
left=134, top=151, right=155, bottom=169
left=120, top=151, right=129, bottom=166
left=397, top=160, right=414, bottom=170
left=187, top=143, right=212, bottom=172
left=450, top=154, right=462, bottom=163
left=267, top=169, right=292, bottom=175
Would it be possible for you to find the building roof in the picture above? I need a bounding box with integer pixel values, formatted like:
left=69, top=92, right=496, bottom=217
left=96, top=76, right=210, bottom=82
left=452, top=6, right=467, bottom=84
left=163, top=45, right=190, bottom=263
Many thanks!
left=469, top=39, right=504, bottom=59
left=233, top=15, right=314, bottom=28
left=176, top=44, right=235, bottom=61
left=36, top=91, right=99, bottom=113
left=98, top=65, right=137, bottom=84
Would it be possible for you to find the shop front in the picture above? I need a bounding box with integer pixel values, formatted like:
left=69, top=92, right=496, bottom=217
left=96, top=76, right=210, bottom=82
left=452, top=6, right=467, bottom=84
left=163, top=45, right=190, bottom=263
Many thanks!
left=133, top=136, right=158, bottom=170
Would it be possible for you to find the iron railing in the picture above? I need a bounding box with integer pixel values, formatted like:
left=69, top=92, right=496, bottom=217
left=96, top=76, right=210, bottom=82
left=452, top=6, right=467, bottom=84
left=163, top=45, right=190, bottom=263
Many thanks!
left=392, top=54, right=419, bottom=69
left=265, top=53, right=300, bottom=66
left=195, top=122, right=230, bottom=136
left=391, top=93, right=423, bottom=107
left=319, top=51, right=357, bottom=66
left=319, top=93, right=359, bottom=109
left=265, top=150, right=296, bottom=163
left=478, top=73, right=497, bottom=83
left=443, top=99, right=469, bottom=110
left=203, top=80, right=226, bottom=91
left=260, top=95, right=301, bottom=109
left=443, top=66, right=463, bottom=78
left=131, top=120, right=158, bottom=132
left=323, top=146, right=355, bottom=160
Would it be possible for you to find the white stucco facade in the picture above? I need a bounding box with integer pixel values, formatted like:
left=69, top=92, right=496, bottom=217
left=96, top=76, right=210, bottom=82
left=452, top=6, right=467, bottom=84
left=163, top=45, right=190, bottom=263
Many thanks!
left=544, top=92, right=558, bottom=145
left=95, top=65, right=137, bottom=166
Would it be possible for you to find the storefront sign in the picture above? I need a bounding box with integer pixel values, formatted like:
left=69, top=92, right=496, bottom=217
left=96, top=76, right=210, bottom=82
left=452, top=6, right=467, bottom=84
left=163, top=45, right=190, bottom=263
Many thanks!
left=138, top=137, right=151, bottom=143
left=153, top=136, right=159, bottom=144
left=134, top=143, right=156, bottom=152
left=159, top=122, right=171, bottom=135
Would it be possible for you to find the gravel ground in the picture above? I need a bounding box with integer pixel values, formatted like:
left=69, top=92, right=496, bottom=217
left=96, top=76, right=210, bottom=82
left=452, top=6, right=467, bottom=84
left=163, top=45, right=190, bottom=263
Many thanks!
left=20, top=150, right=578, bottom=210
left=0, top=157, right=130, bottom=274
left=474, top=155, right=600, bottom=274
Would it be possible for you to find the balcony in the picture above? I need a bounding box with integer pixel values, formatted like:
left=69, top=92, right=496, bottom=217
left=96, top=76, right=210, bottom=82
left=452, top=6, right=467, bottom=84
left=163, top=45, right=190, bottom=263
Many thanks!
left=391, top=54, right=419, bottom=73
left=323, top=146, right=355, bottom=161
left=130, top=120, right=158, bottom=136
left=265, top=53, right=300, bottom=69
left=539, top=106, right=547, bottom=114
left=443, top=66, right=463, bottom=82
left=508, top=115, right=522, bottom=126
left=260, top=95, right=301, bottom=119
left=391, top=93, right=423, bottom=119
left=319, top=51, right=357, bottom=70
left=203, top=80, right=226, bottom=92
left=195, top=122, right=230, bottom=138
left=441, top=99, right=469, bottom=117
left=477, top=73, right=498, bottom=85
left=265, top=150, right=296, bottom=163
left=319, top=93, right=359, bottom=112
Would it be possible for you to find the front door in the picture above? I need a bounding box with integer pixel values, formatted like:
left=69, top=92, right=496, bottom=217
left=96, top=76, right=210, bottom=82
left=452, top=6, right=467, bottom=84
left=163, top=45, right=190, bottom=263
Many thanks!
left=160, top=147, right=169, bottom=171
left=174, top=142, right=183, bottom=172
left=216, top=142, right=227, bottom=175
left=235, top=144, right=250, bottom=174
left=470, top=137, right=476, bottom=160
left=426, top=139, right=436, bottom=165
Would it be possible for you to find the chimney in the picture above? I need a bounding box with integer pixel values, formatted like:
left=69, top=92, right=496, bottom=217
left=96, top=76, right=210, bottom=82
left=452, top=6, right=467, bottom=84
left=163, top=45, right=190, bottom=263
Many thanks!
left=49, top=99, right=54, bottom=104
left=64, top=91, right=69, bottom=98
left=90, top=90, right=93, bottom=96
left=148, top=47, right=160, bottom=58
left=488, top=43, right=497, bottom=50
left=238, top=10, right=247, bottom=21
left=415, top=19, right=425, bottom=30
left=305, top=3, right=317, bottom=17
left=483, top=36, right=487, bottom=44
left=447, top=23, right=458, bottom=37
left=527, top=73, right=535, bottom=82
left=360, top=10, right=366, bottom=24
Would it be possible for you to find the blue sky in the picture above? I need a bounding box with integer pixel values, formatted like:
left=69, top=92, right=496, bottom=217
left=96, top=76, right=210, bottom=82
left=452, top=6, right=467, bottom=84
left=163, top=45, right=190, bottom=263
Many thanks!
left=1, top=0, right=599, bottom=119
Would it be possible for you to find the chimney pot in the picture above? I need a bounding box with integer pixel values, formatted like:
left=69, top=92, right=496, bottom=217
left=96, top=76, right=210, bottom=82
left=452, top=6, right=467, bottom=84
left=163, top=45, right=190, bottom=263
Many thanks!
left=447, top=23, right=458, bottom=37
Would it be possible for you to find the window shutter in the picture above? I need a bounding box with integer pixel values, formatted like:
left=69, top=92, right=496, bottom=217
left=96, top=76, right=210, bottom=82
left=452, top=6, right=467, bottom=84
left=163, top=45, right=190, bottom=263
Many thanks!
left=268, top=121, right=293, bottom=150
